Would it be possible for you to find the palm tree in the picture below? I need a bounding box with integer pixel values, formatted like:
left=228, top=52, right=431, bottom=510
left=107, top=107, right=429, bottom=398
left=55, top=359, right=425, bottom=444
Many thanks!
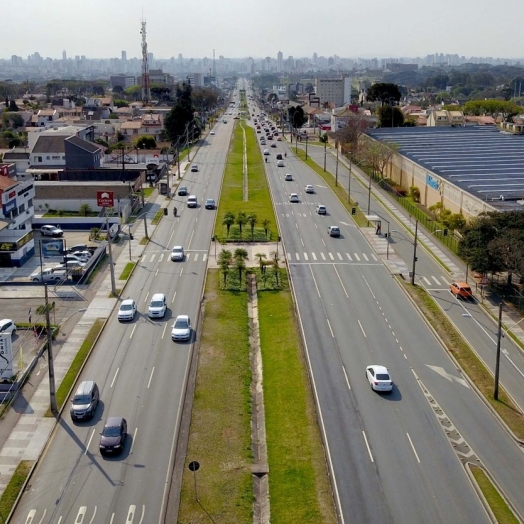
left=247, top=213, right=258, bottom=240
left=262, top=218, right=271, bottom=238
left=270, top=250, right=280, bottom=286
left=236, top=211, right=247, bottom=237
left=222, top=212, right=235, bottom=238
left=218, top=249, right=232, bottom=286
left=79, top=203, right=92, bottom=217
left=233, top=249, right=248, bottom=285
left=255, top=252, right=267, bottom=270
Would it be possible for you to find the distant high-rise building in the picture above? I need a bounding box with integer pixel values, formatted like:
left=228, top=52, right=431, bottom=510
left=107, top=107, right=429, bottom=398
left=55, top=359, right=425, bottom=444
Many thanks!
left=62, top=50, right=67, bottom=61
left=277, top=51, right=283, bottom=73
left=315, top=75, right=351, bottom=107
left=313, top=52, right=318, bottom=64
left=121, top=51, right=127, bottom=61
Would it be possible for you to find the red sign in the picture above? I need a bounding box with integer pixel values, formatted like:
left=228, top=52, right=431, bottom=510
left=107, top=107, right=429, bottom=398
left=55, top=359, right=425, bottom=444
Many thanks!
left=97, top=190, right=114, bottom=208
left=0, top=166, right=9, bottom=177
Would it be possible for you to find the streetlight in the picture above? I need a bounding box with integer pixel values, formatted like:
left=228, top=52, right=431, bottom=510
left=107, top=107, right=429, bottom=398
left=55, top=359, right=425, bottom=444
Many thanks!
left=494, top=302, right=503, bottom=400
left=367, top=173, right=372, bottom=214
left=323, top=138, right=327, bottom=172
left=305, top=134, right=309, bottom=161
left=411, top=220, right=418, bottom=285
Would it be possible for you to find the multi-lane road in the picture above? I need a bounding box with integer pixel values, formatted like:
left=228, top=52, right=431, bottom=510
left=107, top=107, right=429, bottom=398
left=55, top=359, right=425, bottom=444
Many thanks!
left=11, top=118, right=232, bottom=523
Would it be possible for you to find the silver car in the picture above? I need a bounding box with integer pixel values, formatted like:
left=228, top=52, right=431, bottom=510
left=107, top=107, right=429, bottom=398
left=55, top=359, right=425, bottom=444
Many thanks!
left=118, top=299, right=137, bottom=321
left=171, top=246, right=185, bottom=261
left=171, top=315, right=191, bottom=341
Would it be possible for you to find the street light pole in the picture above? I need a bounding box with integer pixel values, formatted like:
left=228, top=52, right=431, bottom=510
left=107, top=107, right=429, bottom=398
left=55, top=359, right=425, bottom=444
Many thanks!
left=411, top=220, right=418, bottom=285
left=323, top=139, right=327, bottom=172
left=44, top=283, right=58, bottom=415
left=494, top=302, right=503, bottom=400
left=348, top=154, right=352, bottom=203
left=335, top=145, right=339, bottom=186
left=367, top=172, right=372, bottom=214
left=106, top=210, right=117, bottom=297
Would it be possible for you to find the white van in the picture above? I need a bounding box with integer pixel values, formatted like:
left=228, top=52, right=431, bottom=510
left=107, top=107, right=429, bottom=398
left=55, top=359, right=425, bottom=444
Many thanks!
left=187, top=195, right=198, bottom=208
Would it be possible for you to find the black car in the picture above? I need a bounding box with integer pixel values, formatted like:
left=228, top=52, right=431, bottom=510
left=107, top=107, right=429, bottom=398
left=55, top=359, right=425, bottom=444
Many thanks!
left=99, top=416, right=127, bottom=455
left=178, top=186, right=188, bottom=196
left=276, top=154, right=283, bottom=160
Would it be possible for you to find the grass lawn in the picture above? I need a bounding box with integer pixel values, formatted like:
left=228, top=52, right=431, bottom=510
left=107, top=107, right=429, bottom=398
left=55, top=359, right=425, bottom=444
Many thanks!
left=119, top=262, right=136, bottom=280
left=178, top=271, right=253, bottom=523
left=0, top=460, right=33, bottom=519
left=151, top=209, right=164, bottom=225
left=214, top=122, right=278, bottom=242
left=258, top=275, right=337, bottom=524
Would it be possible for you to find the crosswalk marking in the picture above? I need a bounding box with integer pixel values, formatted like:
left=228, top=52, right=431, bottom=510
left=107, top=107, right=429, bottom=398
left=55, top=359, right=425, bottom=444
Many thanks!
left=312, top=252, right=317, bottom=260
left=296, top=253, right=300, bottom=260
left=150, top=254, right=156, bottom=262
left=203, top=254, right=207, bottom=262
left=304, top=253, right=309, bottom=261
left=422, top=276, right=431, bottom=285
left=337, top=253, right=343, bottom=260
left=354, top=253, right=360, bottom=261
left=346, top=253, right=353, bottom=261
left=194, top=253, right=199, bottom=262
left=431, top=276, right=441, bottom=285
left=371, top=254, right=378, bottom=261
left=287, top=253, right=291, bottom=260
left=362, top=253, right=369, bottom=261
left=321, top=252, right=326, bottom=260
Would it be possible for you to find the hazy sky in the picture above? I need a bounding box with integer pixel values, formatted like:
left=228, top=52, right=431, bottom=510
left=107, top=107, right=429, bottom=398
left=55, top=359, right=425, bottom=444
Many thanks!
left=4, top=0, right=524, bottom=60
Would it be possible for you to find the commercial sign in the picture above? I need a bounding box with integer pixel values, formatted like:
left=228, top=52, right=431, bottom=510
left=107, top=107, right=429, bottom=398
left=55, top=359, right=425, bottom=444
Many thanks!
left=0, top=334, right=13, bottom=379
left=0, top=231, right=34, bottom=253
left=41, top=238, right=65, bottom=257
left=97, top=191, right=114, bottom=208
left=0, top=165, right=9, bottom=177
left=426, top=173, right=441, bottom=191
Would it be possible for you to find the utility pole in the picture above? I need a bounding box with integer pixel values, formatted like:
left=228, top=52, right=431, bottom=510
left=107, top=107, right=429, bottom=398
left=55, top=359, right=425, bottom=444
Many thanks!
left=494, top=302, right=503, bottom=400
left=335, top=144, right=339, bottom=186
left=44, top=284, right=57, bottom=415
left=411, top=220, right=418, bottom=285
left=141, top=189, right=149, bottom=239
left=348, top=154, right=352, bottom=203
left=106, top=210, right=117, bottom=296
left=323, top=139, right=327, bottom=172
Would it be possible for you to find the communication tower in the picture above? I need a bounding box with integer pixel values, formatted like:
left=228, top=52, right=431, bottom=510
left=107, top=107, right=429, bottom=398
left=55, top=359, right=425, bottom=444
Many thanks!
left=140, top=20, right=151, bottom=104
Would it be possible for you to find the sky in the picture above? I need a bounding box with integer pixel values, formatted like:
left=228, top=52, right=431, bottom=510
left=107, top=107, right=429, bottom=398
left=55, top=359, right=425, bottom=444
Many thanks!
left=3, top=0, right=524, bottom=61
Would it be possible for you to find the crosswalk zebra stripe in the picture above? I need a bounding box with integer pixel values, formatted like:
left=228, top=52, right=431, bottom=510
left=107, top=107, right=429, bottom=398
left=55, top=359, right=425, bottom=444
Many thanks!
left=304, top=253, right=309, bottom=261
left=328, top=253, right=334, bottom=260
left=346, top=253, right=353, bottom=261
left=203, top=254, right=207, bottom=262
left=354, top=253, right=360, bottom=261
left=423, top=276, right=431, bottom=285
left=312, top=252, right=317, bottom=260
left=362, top=253, right=369, bottom=261
left=296, top=253, right=300, bottom=260
left=321, top=253, right=326, bottom=260
left=287, top=253, right=291, bottom=260
left=371, top=254, right=378, bottom=261
left=337, top=253, right=343, bottom=260
left=431, top=276, right=441, bottom=285
left=150, top=254, right=156, bottom=262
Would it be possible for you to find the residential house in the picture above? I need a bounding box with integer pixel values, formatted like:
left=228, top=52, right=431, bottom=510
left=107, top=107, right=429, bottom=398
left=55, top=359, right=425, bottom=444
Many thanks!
left=426, top=110, right=465, bottom=127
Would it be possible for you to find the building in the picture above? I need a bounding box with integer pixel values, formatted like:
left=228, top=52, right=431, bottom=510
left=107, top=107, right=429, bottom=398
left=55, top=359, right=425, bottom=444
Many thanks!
left=110, top=74, right=137, bottom=89
left=315, top=75, right=351, bottom=107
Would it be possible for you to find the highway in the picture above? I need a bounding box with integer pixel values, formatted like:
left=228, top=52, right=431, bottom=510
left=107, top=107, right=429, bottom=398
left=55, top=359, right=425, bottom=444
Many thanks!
left=10, top=118, right=232, bottom=523
left=281, top=138, right=524, bottom=521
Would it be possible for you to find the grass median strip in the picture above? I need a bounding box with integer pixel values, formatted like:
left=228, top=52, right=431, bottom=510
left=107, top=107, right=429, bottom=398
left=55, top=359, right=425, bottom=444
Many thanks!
left=0, top=460, right=33, bottom=519
left=119, top=262, right=135, bottom=280
left=258, top=274, right=337, bottom=524
left=178, top=271, right=253, bottom=523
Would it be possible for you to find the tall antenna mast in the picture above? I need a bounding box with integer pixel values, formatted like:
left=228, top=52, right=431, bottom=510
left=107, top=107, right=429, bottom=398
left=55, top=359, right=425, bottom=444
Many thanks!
left=213, top=49, right=216, bottom=78
left=140, top=19, right=151, bottom=104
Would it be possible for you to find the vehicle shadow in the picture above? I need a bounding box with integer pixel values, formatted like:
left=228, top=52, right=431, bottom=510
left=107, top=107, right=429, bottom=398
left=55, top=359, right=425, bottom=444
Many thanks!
left=376, top=385, right=402, bottom=401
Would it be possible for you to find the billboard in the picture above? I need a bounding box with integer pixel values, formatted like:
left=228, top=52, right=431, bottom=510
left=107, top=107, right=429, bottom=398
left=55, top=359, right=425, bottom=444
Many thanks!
left=0, top=334, right=13, bottom=379
left=41, top=238, right=65, bottom=257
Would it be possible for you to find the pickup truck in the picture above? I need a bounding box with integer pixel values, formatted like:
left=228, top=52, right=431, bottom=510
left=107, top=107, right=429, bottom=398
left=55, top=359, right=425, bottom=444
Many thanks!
left=31, top=268, right=67, bottom=283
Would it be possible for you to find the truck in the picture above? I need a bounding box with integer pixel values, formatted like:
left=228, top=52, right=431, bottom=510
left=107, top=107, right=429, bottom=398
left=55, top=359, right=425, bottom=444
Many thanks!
left=31, top=268, right=67, bottom=283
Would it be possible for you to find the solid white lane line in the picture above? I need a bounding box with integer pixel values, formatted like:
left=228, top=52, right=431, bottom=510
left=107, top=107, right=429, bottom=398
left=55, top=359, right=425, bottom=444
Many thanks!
left=130, top=427, right=138, bottom=454
left=188, top=229, right=195, bottom=249
left=88, top=506, right=97, bottom=524
left=85, top=429, right=96, bottom=455
left=111, top=368, right=119, bottom=387
left=109, top=514, right=115, bottom=524
left=130, top=325, right=137, bottom=339
left=148, top=367, right=155, bottom=388
left=162, top=322, right=168, bottom=339
left=168, top=230, right=174, bottom=245
left=342, top=365, right=351, bottom=390
left=172, top=291, right=177, bottom=304
left=362, top=431, right=374, bottom=462
left=308, top=264, right=322, bottom=298
left=326, top=318, right=334, bottom=337
left=406, top=433, right=421, bottom=463
left=358, top=320, right=366, bottom=337
left=333, top=265, right=349, bottom=298
left=301, top=237, right=304, bottom=247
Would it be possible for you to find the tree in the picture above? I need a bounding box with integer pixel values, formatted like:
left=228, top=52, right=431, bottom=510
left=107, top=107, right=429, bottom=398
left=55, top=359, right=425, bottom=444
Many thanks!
left=255, top=252, right=267, bottom=270
left=218, top=249, right=232, bottom=286
left=112, top=85, right=124, bottom=94
left=92, top=85, right=105, bottom=96
left=366, top=83, right=402, bottom=106
left=247, top=213, right=258, bottom=239
left=288, top=106, right=306, bottom=132
left=163, top=83, right=197, bottom=144
left=362, top=140, right=399, bottom=178
left=267, top=93, right=278, bottom=105
left=8, top=100, right=19, bottom=112
left=334, top=114, right=368, bottom=152
left=135, top=135, right=157, bottom=149
left=377, top=105, right=404, bottom=128
left=233, top=248, right=248, bottom=284
left=262, top=218, right=271, bottom=238
left=305, top=83, right=315, bottom=94
left=78, top=203, right=92, bottom=217
left=113, top=99, right=129, bottom=108
left=236, top=211, right=247, bottom=236
left=222, top=212, right=235, bottom=237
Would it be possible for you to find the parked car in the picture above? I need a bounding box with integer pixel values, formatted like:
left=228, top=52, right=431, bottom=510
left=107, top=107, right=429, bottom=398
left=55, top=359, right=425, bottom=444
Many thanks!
left=171, top=315, right=192, bottom=341
left=450, top=281, right=473, bottom=299
left=328, top=226, right=341, bottom=237
left=316, top=205, right=327, bottom=215
left=99, top=416, right=127, bottom=455
left=366, top=365, right=393, bottom=392
left=40, top=225, right=63, bottom=237
left=210, top=131, right=215, bottom=135
left=171, top=245, right=185, bottom=261
left=118, top=299, right=137, bottom=321
left=67, top=244, right=88, bottom=254
left=0, top=319, right=17, bottom=337
left=31, top=268, right=66, bottom=283
left=148, top=293, right=167, bottom=318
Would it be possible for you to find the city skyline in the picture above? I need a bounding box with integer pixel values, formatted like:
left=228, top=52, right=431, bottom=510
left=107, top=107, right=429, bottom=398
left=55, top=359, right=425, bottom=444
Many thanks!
left=3, top=0, right=524, bottom=61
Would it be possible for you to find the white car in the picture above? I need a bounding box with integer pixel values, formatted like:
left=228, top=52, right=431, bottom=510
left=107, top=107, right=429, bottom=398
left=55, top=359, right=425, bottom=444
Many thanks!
left=40, top=225, right=63, bottom=237
left=62, top=255, right=87, bottom=266
left=171, top=315, right=192, bottom=341
left=305, top=185, right=315, bottom=193
left=366, top=365, right=393, bottom=392
left=284, top=173, right=293, bottom=181
left=171, top=246, right=185, bottom=261
left=277, top=160, right=285, bottom=167
left=0, top=319, right=17, bottom=337
left=210, top=131, right=215, bottom=135
left=148, top=293, right=167, bottom=318
left=118, top=299, right=137, bottom=321
left=316, top=205, right=327, bottom=215
left=263, top=149, right=270, bottom=155
left=289, top=193, right=299, bottom=203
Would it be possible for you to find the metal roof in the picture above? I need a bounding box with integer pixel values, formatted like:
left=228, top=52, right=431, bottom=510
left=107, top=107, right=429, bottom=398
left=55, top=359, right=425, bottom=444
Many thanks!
left=367, top=126, right=524, bottom=211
